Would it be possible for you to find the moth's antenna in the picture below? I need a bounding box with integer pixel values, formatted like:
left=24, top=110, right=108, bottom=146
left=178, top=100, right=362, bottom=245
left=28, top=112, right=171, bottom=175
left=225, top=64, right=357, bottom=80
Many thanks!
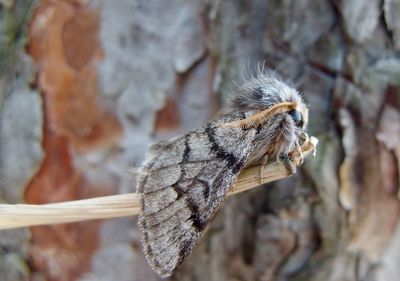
left=221, top=102, right=297, bottom=129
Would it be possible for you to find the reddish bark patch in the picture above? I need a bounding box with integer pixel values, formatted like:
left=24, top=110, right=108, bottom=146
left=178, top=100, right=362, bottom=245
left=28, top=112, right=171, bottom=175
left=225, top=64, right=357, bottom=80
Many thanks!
left=28, top=0, right=121, bottom=152
left=25, top=128, right=102, bottom=281
left=25, top=0, right=121, bottom=280
left=63, top=8, right=101, bottom=71
left=154, top=97, right=181, bottom=131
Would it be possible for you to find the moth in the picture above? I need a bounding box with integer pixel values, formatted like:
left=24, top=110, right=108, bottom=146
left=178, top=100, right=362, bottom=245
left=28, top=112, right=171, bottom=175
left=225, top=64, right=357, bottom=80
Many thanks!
left=137, top=73, right=309, bottom=278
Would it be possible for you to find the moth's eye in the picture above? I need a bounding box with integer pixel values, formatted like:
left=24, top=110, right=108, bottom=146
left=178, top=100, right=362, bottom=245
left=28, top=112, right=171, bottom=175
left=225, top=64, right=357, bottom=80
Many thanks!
left=288, top=109, right=304, bottom=128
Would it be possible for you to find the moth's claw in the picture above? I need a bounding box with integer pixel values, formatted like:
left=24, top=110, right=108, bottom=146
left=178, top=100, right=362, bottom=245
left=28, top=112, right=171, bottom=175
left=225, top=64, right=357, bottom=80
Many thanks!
left=295, top=142, right=304, bottom=165
left=300, top=131, right=309, bottom=145
left=288, top=139, right=305, bottom=166
left=281, top=154, right=296, bottom=175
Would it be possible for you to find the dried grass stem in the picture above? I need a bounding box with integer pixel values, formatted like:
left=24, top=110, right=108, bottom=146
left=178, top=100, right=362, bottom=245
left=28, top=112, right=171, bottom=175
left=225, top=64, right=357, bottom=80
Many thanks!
left=0, top=137, right=318, bottom=230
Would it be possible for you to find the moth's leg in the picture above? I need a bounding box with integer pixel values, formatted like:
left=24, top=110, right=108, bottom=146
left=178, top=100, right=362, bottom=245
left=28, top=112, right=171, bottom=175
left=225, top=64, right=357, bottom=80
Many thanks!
left=301, top=131, right=309, bottom=144
left=294, top=141, right=304, bottom=165
left=281, top=154, right=296, bottom=175
left=289, top=135, right=307, bottom=166
left=258, top=155, right=269, bottom=184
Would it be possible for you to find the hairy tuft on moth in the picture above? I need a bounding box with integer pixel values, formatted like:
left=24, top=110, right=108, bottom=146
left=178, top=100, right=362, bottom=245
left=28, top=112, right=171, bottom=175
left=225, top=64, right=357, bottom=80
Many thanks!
left=137, top=71, right=309, bottom=278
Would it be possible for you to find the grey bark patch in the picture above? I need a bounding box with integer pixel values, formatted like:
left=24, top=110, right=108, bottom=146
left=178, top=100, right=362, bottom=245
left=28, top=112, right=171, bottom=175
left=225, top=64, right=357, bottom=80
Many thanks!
left=267, top=0, right=334, bottom=53
left=341, top=0, right=380, bottom=43
left=384, top=0, right=400, bottom=50
left=0, top=86, right=44, bottom=203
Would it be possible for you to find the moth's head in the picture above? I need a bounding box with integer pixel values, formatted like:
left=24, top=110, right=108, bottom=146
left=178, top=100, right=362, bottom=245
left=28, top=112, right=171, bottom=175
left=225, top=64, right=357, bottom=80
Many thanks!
left=230, top=73, right=309, bottom=130
left=288, top=101, right=308, bottom=130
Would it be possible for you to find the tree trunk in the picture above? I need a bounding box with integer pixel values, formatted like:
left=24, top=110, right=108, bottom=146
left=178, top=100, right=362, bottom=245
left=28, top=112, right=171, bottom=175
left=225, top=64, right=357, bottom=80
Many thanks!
left=1, top=0, right=400, bottom=280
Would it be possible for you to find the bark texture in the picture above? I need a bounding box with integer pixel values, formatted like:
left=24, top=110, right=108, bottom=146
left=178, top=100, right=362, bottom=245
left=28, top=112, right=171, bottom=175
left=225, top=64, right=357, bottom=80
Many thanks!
left=1, top=0, right=400, bottom=280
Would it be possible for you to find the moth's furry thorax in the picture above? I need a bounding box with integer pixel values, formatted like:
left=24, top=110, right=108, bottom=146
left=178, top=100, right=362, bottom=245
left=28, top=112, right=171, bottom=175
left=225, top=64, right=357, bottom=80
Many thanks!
left=227, top=73, right=309, bottom=165
left=229, top=74, right=308, bottom=125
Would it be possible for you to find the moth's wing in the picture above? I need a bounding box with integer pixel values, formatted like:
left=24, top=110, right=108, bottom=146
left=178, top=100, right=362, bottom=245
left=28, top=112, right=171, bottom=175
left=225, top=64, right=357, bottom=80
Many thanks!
left=137, top=122, right=257, bottom=277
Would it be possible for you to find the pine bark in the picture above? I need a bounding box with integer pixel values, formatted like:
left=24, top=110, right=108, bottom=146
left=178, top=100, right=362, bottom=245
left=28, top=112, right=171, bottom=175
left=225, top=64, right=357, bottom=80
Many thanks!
left=0, top=0, right=400, bottom=280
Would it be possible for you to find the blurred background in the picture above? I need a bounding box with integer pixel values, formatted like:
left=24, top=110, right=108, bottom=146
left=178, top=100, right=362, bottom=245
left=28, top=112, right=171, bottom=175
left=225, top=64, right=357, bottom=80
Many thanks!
left=1, top=0, right=400, bottom=280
